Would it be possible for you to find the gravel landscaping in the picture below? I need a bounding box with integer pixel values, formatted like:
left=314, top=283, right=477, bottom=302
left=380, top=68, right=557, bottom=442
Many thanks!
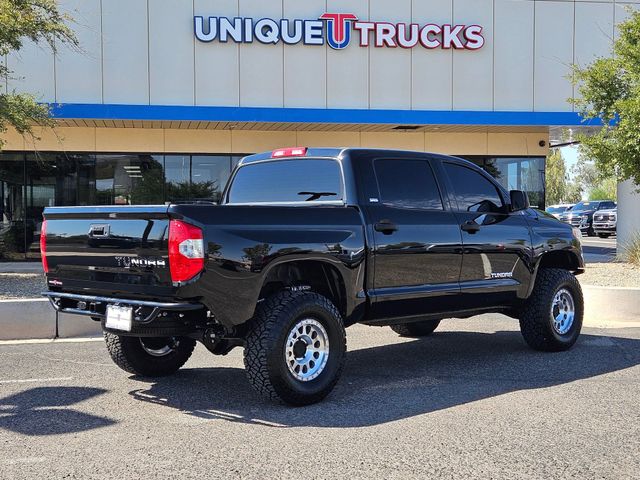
left=0, top=273, right=46, bottom=299
left=0, top=262, right=637, bottom=300
left=577, top=262, right=640, bottom=288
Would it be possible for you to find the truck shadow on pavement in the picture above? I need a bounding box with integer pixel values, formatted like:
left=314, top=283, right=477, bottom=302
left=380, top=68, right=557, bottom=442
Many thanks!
left=0, top=386, right=115, bottom=436
left=129, top=330, right=640, bottom=428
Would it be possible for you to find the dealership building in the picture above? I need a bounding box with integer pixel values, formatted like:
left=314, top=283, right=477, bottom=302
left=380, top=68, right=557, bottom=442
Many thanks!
left=0, top=0, right=636, bottom=260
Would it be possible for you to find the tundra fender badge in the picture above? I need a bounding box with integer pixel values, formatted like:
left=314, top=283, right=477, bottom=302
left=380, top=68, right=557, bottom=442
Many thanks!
left=491, top=272, right=513, bottom=279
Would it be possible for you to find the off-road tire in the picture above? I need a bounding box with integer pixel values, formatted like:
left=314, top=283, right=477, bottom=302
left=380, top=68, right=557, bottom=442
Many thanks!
left=519, top=268, right=583, bottom=352
left=104, top=333, right=196, bottom=376
left=390, top=319, right=441, bottom=337
left=243, top=290, right=346, bottom=406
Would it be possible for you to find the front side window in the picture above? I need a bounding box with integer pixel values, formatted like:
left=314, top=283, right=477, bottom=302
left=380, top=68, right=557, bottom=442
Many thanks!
left=374, top=159, right=443, bottom=210
left=444, top=163, right=504, bottom=213
left=227, top=159, right=343, bottom=204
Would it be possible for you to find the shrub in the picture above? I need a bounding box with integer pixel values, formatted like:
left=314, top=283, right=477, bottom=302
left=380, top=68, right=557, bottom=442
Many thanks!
left=618, top=232, right=640, bottom=267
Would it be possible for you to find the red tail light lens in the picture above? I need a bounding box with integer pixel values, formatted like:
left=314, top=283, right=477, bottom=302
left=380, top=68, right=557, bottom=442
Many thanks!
left=168, top=220, right=205, bottom=283
left=40, top=219, right=49, bottom=274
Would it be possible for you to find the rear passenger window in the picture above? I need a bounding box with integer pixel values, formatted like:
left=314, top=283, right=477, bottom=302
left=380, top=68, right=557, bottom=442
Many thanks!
left=374, top=159, right=443, bottom=210
left=444, top=163, right=504, bottom=213
left=227, top=159, right=343, bottom=204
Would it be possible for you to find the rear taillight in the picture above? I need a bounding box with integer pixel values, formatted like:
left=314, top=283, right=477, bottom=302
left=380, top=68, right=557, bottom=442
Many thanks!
left=40, top=219, right=49, bottom=274
left=168, top=220, right=205, bottom=284
left=271, top=147, right=307, bottom=158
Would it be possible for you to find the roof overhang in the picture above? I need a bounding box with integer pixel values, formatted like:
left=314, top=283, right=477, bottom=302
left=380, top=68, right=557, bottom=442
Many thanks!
left=49, top=103, right=602, bottom=132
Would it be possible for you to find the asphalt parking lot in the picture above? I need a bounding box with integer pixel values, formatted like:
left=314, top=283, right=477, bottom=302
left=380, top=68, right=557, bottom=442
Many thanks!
left=0, top=315, right=638, bottom=479
left=581, top=235, right=617, bottom=263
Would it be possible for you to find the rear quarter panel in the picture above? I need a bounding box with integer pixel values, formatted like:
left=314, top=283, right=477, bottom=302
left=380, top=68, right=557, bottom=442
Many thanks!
left=170, top=204, right=367, bottom=327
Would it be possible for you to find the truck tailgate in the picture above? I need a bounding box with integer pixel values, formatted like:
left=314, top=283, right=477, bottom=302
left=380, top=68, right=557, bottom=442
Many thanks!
left=43, top=206, right=175, bottom=297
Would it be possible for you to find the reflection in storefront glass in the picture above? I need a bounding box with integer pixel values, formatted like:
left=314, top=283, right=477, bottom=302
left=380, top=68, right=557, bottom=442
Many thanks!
left=484, top=157, right=545, bottom=209
left=0, top=154, right=26, bottom=260
left=464, top=156, right=546, bottom=210
left=0, top=152, right=281, bottom=259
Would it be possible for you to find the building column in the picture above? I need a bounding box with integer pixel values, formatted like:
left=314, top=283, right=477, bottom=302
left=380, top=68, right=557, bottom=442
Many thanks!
left=617, top=180, right=640, bottom=254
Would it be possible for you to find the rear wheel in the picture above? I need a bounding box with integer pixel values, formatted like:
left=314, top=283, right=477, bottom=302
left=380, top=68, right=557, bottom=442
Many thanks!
left=243, top=290, right=346, bottom=406
left=518, top=268, right=583, bottom=352
left=390, top=319, right=441, bottom=337
left=104, top=333, right=196, bottom=376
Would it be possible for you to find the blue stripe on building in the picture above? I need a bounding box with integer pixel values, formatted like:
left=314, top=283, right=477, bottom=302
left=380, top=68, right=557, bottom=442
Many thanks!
left=49, top=103, right=598, bottom=127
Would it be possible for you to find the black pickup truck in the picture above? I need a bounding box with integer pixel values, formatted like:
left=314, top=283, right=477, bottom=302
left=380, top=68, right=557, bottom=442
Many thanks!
left=41, top=148, right=585, bottom=405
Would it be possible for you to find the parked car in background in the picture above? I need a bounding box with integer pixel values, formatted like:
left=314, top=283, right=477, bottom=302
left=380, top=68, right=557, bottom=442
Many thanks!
left=593, top=208, right=617, bottom=238
left=545, top=204, right=574, bottom=220
left=559, top=200, right=617, bottom=236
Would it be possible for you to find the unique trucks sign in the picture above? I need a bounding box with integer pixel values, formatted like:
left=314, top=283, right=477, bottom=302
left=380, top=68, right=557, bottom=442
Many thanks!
left=194, top=13, right=485, bottom=50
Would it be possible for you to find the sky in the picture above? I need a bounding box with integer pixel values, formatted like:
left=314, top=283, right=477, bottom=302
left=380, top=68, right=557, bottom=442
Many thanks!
left=560, top=145, right=580, bottom=179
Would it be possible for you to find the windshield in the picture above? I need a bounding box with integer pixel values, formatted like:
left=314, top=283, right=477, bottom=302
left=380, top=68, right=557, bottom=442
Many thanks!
left=571, top=201, right=599, bottom=211
left=546, top=206, right=567, bottom=213
left=227, top=158, right=343, bottom=204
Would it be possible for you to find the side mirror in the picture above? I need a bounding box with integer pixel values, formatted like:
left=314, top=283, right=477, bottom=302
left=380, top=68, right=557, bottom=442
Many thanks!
left=509, top=190, right=530, bottom=212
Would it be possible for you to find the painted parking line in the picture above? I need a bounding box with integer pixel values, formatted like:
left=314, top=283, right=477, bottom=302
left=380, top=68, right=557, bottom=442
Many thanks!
left=0, top=376, right=73, bottom=384
left=0, top=337, right=103, bottom=346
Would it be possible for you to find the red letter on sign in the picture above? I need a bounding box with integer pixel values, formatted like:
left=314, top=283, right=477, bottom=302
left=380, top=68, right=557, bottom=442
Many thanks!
left=442, top=24, right=464, bottom=49
left=464, top=25, right=485, bottom=50
left=419, top=24, right=442, bottom=49
left=375, top=23, right=397, bottom=47
left=397, top=23, right=419, bottom=48
left=354, top=22, right=375, bottom=47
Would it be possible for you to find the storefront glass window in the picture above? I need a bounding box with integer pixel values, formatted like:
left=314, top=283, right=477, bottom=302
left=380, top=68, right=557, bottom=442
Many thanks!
left=24, top=153, right=80, bottom=258
left=0, top=153, right=26, bottom=260
left=1, top=151, right=543, bottom=260
left=94, top=154, right=164, bottom=206
left=192, top=156, right=231, bottom=202
left=484, top=157, right=545, bottom=209
left=164, top=155, right=191, bottom=202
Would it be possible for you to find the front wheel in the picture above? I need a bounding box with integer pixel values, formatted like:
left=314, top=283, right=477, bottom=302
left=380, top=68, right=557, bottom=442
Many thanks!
left=597, top=233, right=610, bottom=238
left=104, top=333, right=196, bottom=376
left=390, top=319, right=441, bottom=337
left=243, top=291, right=346, bottom=406
left=518, top=268, right=583, bottom=352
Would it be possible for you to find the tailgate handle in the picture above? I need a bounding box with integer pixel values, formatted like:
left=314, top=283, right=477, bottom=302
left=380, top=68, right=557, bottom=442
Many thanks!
left=89, top=224, right=110, bottom=238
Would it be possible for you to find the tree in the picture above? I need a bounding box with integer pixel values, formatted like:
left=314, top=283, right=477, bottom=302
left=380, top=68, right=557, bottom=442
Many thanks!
left=588, top=176, right=617, bottom=201
left=571, top=157, right=617, bottom=201
left=545, top=149, right=568, bottom=205
left=571, top=10, right=640, bottom=186
left=0, top=0, right=77, bottom=149
left=565, top=182, right=583, bottom=204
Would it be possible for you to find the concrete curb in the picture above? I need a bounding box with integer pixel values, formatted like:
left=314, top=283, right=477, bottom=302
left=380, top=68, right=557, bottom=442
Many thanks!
left=582, top=284, right=640, bottom=328
left=0, top=285, right=638, bottom=340
left=0, top=298, right=102, bottom=340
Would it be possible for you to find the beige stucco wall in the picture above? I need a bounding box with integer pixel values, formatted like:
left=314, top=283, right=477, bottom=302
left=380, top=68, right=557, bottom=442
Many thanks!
left=1, top=126, right=549, bottom=156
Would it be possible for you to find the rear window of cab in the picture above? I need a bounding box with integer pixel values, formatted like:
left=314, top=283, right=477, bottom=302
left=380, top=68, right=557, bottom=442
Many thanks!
left=226, top=158, right=343, bottom=204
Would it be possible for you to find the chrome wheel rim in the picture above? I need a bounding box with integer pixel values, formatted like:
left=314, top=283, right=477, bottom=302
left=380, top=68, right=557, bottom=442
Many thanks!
left=551, top=289, right=575, bottom=335
left=140, top=337, right=177, bottom=357
left=285, top=318, right=330, bottom=382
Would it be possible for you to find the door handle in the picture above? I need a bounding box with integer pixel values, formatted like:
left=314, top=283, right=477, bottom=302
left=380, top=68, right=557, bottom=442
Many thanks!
left=461, top=221, right=481, bottom=234
left=374, top=220, right=398, bottom=235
